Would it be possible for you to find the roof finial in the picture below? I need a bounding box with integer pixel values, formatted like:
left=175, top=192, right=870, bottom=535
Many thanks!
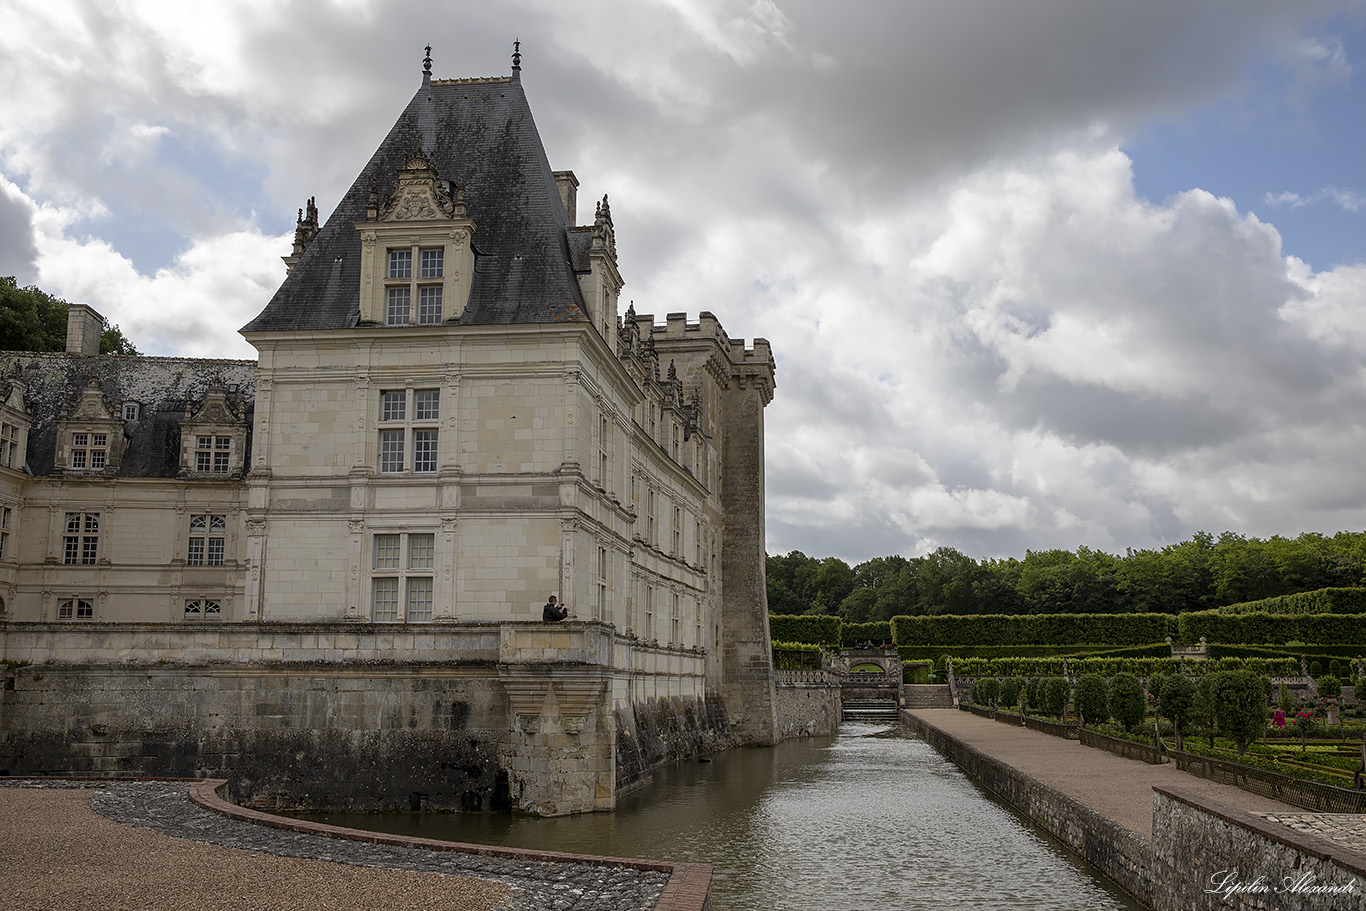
left=423, top=45, right=432, bottom=84
left=511, top=39, right=522, bottom=82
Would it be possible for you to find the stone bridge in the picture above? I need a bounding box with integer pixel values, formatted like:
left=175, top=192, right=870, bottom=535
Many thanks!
left=840, top=647, right=902, bottom=721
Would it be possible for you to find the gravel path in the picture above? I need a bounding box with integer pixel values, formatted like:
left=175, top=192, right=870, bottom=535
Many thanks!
left=0, top=780, right=671, bottom=911
left=907, top=708, right=1301, bottom=838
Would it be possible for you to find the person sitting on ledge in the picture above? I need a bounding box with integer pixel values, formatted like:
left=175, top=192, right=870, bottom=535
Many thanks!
left=542, top=595, right=569, bottom=622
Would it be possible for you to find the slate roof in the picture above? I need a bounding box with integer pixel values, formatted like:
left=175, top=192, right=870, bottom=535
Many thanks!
left=0, top=353, right=255, bottom=478
left=242, top=72, right=589, bottom=333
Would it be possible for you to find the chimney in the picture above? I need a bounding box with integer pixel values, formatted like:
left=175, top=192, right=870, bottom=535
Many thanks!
left=553, top=170, right=579, bottom=223
left=66, top=303, right=105, bottom=356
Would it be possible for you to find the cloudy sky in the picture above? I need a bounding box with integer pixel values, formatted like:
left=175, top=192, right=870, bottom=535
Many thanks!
left=3, top=1, right=1366, bottom=563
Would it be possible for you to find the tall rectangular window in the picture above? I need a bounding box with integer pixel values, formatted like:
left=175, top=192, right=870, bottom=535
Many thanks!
left=213, top=436, right=231, bottom=473
left=379, top=430, right=404, bottom=472
left=413, top=429, right=438, bottom=473
left=63, top=512, right=100, bottom=565
left=597, top=545, right=608, bottom=621
left=0, top=505, right=10, bottom=559
left=371, top=532, right=436, bottom=622
left=597, top=414, right=609, bottom=487
left=372, top=578, right=400, bottom=622
left=188, top=514, right=226, bottom=566
left=0, top=422, right=16, bottom=468
left=417, top=286, right=443, bottom=324
left=386, top=286, right=411, bottom=326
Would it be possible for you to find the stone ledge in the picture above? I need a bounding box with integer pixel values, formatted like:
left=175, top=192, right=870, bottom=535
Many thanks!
left=189, top=779, right=714, bottom=911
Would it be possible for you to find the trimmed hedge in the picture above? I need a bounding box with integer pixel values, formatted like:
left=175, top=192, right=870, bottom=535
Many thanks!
left=1217, top=587, right=1366, bottom=616
left=842, top=621, right=893, bottom=647
left=1178, top=611, right=1366, bottom=645
left=950, top=655, right=1298, bottom=679
left=892, top=613, right=1177, bottom=647
left=769, top=614, right=842, bottom=646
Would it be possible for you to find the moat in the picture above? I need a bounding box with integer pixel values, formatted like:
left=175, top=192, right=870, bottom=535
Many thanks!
left=295, top=720, right=1147, bottom=910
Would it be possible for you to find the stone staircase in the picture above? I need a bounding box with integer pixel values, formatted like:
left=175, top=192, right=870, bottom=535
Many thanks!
left=903, top=684, right=953, bottom=709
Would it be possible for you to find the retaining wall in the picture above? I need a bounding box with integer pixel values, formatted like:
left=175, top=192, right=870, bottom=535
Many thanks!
left=904, top=710, right=1154, bottom=906
left=1152, top=786, right=1365, bottom=911
left=773, top=675, right=842, bottom=738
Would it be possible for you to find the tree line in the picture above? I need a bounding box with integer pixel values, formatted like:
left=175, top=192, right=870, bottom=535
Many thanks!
left=767, top=530, right=1366, bottom=621
left=1, top=276, right=138, bottom=355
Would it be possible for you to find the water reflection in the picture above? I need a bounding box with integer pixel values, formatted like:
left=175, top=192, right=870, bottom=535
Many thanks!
left=295, top=722, right=1147, bottom=910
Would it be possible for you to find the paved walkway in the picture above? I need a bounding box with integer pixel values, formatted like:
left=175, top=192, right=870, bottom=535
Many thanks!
left=909, top=708, right=1366, bottom=855
left=906, top=708, right=1304, bottom=839
left=0, top=780, right=674, bottom=911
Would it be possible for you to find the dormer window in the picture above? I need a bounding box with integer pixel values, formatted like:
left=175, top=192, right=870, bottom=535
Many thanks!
left=70, top=432, right=108, bottom=470
left=123, top=402, right=140, bottom=421
left=195, top=436, right=232, bottom=474
left=0, top=422, right=19, bottom=468
left=385, top=246, right=444, bottom=325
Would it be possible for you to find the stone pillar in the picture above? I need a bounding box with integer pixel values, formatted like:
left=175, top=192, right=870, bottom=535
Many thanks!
left=719, top=343, right=777, bottom=745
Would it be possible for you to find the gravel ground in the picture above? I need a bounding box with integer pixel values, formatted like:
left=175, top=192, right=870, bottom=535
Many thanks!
left=0, top=781, right=671, bottom=911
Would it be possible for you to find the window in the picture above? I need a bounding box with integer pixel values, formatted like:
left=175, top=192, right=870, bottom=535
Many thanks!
left=646, top=489, right=656, bottom=545
left=187, top=514, right=226, bottom=566
left=371, top=532, right=436, bottom=621
left=597, top=413, right=609, bottom=487
left=386, top=287, right=411, bottom=326
left=385, top=247, right=443, bottom=326
left=184, top=599, right=221, bottom=618
left=195, top=436, right=232, bottom=474
left=69, top=432, right=107, bottom=471
left=0, top=506, right=10, bottom=559
left=1, top=422, right=18, bottom=468
left=672, top=506, right=682, bottom=556
left=695, top=520, right=703, bottom=566
left=388, top=250, right=412, bottom=279
left=418, top=286, right=443, bottom=324
left=62, top=512, right=100, bottom=564
left=671, top=592, right=681, bottom=645
left=644, top=584, right=654, bottom=640
left=377, top=389, right=438, bottom=473
left=58, top=599, right=94, bottom=620
left=123, top=402, right=140, bottom=421
left=597, top=545, right=608, bottom=621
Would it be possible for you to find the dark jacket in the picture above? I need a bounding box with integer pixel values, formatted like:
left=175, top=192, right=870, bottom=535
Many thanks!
left=543, top=601, right=568, bottom=621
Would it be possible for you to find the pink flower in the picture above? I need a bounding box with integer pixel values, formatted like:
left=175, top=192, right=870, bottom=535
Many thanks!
left=1272, top=709, right=1286, bottom=729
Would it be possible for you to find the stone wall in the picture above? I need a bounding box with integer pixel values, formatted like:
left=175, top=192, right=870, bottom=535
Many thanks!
left=0, top=663, right=510, bottom=812
left=615, top=694, right=732, bottom=795
left=773, top=675, right=841, bottom=739
left=904, top=710, right=1154, bottom=906
left=1152, top=786, right=1365, bottom=911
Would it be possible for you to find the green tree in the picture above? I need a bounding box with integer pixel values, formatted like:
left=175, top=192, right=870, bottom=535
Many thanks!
left=973, top=677, right=999, bottom=707
left=1159, top=674, right=1195, bottom=750
left=1211, top=670, right=1269, bottom=756
left=1107, top=674, right=1146, bottom=730
left=1042, top=677, right=1070, bottom=720
left=1193, top=675, right=1218, bottom=747
left=1074, top=674, right=1110, bottom=727
left=998, top=676, right=1022, bottom=709
left=0, top=276, right=139, bottom=355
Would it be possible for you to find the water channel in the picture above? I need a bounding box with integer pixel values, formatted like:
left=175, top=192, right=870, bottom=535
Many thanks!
left=297, top=721, right=1148, bottom=910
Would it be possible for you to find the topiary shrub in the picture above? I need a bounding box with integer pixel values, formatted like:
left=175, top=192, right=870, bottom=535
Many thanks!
left=1108, top=673, right=1147, bottom=731
left=998, top=676, right=1022, bottom=708
left=1317, top=675, right=1342, bottom=698
left=1329, top=659, right=1342, bottom=677
left=1026, top=676, right=1044, bottom=713
left=1159, top=674, right=1196, bottom=750
left=1074, top=674, right=1109, bottom=727
left=1043, top=677, right=1069, bottom=719
left=1211, top=670, right=1271, bottom=756
left=1310, top=660, right=1323, bottom=677
left=974, top=677, right=1000, bottom=707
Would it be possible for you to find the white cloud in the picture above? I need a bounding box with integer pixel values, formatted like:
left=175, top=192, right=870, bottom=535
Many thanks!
left=3, top=0, right=1365, bottom=565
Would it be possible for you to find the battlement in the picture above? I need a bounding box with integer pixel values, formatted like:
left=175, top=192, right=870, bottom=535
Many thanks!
left=631, top=311, right=773, bottom=367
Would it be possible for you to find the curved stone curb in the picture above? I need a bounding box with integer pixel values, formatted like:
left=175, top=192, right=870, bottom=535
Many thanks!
left=188, top=779, right=713, bottom=911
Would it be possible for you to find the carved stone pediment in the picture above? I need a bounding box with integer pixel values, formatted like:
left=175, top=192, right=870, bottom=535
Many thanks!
left=379, top=147, right=457, bottom=222
left=69, top=382, right=115, bottom=422
left=186, top=383, right=241, bottom=425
